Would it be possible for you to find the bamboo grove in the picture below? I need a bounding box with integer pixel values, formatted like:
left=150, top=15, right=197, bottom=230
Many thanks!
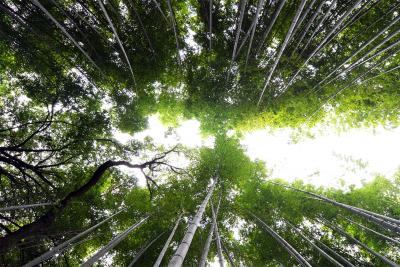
left=0, top=0, right=399, bottom=266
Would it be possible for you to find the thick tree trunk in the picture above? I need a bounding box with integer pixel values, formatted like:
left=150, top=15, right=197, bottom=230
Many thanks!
left=198, top=224, right=214, bottom=267
left=153, top=214, right=182, bottom=267
left=0, top=160, right=152, bottom=252
left=168, top=179, right=217, bottom=267
left=81, top=216, right=149, bottom=267
left=257, top=0, right=307, bottom=106
left=323, top=219, right=398, bottom=267
left=23, top=210, right=124, bottom=267
left=128, top=232, right=165, bottom=267
left=250, top=212, right=312, bottom=267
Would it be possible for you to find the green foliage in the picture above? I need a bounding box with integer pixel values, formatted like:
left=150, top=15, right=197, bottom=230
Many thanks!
left=0, top=0, right=399, bottom=266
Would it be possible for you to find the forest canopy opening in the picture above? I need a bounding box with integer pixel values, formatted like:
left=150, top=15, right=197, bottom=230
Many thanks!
left=0, top=0, right=399, bottom=266
left=121, top=114, right=400, bottom=189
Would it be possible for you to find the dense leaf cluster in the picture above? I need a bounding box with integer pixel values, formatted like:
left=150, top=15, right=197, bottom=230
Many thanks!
left=0, top=0, right=399, bottom=266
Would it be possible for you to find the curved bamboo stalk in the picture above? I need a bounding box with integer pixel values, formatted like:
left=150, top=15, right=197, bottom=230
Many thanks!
left=232, top=0, right=247, bottom=60
left=314, top=15, right=400, bottom=89
left=286, top=221, right=344, bottom=267
left=257, top=0, right=308, bottom=106
left=72, top=3, right=105, bottom=38
left=23, top=209, right=124, bottom=267
left=199, top=193, right=222, bottom=267
left=313, top=0, right=378, bottom=56
left=359, top=64, right=400, bottom=84
left=307, top=56, right=400, bottom=121
left=0, top=202, right=52, bottom=212
left=255, top=0, right=286, bottom=57
left=290, top=0, right=326, bottom=57
left=340, top=215, right=400, bottom=246
left=290, top=0, right=318, bottom=42
left=348, top=1, right=400, bottom=44
left=227, top=0, right=247, bottom=82
left=325, top=27, right=400, bottom=86
left=331, top=0, right=383, bottom=46
left=209, top=0, right=213, bottom=50
left=31, top=0, right=101, bottom=72
left=245, top=0, right=265, bottom=67
left=322, top=219, right=399, bottom=267
left=299, top=0, right=336, bottom=58
left=234, top=1, right=263, bottom=59
left=198, top=223, right=214, bottom=267
left=306, top=44, right=400, bottom=116
left=81, top=216, right=149, bottom=267
left=48, top=0, right=99, bottom=55
left=211, top=200, right=224, bottom=267
left=153, top=214, right=182, bottom=267
left=306, top=41, right=400, bottom=108
left=126, top=0, right=154, bottom=53
left=167, top=0, right=181, bottom=65
left=168, top=179, right=217, bottom=267
left=350, top=204, right=400, bottom=227
left=151, top=0, right=169, bottom=23
left=97, top=0, right=135, bottom=83
left=250, top=212, right=312, bottom=267
left=220, top=239, right=236, bottom=267
left=270, top=182, right=400, bottom=233
left=343, top=35, right=400, bottom=75
left=309, top=234, right=356, bottom=267
left=283, top=0, right=363, bottom=93
left=128, top=232, right=165, bottom=267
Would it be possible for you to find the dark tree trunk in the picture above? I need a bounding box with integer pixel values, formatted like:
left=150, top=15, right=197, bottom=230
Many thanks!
left=0, top=160, right=147, bottom=252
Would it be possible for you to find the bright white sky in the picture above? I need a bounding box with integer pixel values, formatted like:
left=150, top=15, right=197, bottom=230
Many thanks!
left=114, top=115, right=400, bottom=266
left=241, top=125, right=400, bottom=188
left=114, top=114, right=400, bottom=189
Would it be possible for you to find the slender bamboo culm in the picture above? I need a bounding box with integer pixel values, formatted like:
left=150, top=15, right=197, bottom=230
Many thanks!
left=81, top=216, right=149, bottom=267
left=250, top=212, right=312, bottom=267
left=168, top=179, right=217, bottom=267
left=153, top=214, right=182, bottom=267
left=23, top=209, right=125, bottom=267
